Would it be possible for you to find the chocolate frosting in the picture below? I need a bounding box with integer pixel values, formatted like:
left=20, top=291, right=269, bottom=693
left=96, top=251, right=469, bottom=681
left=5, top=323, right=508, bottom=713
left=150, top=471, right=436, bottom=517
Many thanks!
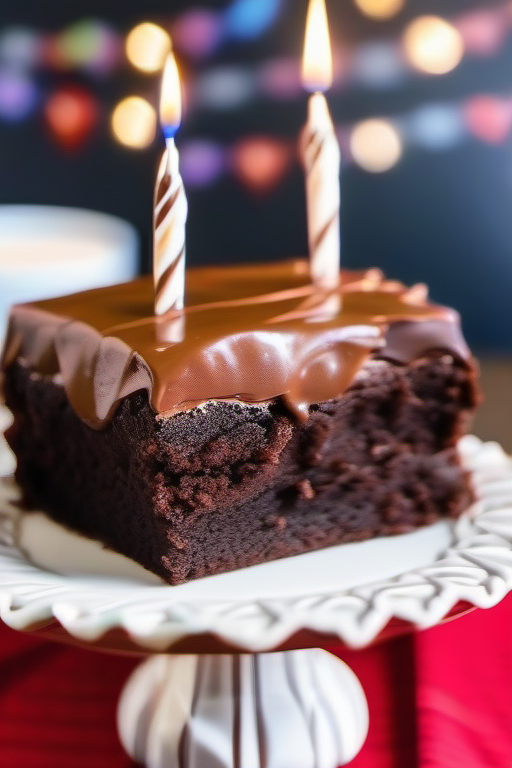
left=1, top=259, right=470, bottom=429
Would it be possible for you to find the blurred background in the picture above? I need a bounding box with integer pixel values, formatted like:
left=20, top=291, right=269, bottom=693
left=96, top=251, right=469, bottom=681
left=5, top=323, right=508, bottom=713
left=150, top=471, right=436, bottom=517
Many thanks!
left=1, top=0, right=512, bottom=442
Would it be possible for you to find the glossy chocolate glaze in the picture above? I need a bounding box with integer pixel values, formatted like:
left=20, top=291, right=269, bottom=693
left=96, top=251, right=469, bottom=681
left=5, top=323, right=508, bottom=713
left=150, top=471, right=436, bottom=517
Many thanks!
left=2, top=259, right=470, bottom=429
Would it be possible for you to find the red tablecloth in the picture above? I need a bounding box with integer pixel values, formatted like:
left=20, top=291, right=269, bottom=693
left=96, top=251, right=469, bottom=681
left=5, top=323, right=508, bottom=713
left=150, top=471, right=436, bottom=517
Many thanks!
left=0, top=595, right=511, bottom=768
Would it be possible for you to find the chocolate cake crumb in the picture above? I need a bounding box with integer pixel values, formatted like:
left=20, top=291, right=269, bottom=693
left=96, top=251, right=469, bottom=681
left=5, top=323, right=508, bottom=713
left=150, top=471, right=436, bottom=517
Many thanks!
left=3, top=353, right=479, bottom=584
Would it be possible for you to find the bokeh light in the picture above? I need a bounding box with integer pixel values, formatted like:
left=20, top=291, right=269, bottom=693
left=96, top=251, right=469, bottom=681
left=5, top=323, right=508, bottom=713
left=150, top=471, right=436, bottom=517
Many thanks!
left=408, top=104, right=465, bottom=150
left=172, top=10, right=222, bottom=60
left=224, top=0, right=284, bottom=40
left=350, top=42, right=405, bottom=88
left=0, top=26, right=41, bottom=70
left=111, top=96, right=156, bottom=149
left=258, top=57, right=301, bottom=99
left=232, top=136, right=291, bottom=192
left=125, top=22, right=170, bottom=73
left=456, top=10, right=506, bottom=57
left=196, top=67, right=255, bottom=110
left=180, top=140, right=225, bottom=186
left=353, top=0, right=405, bottom=21
left=350, top=118, right=402, bottom=172
left=465, top=95, right=512, bottom=144
left=403, top=16, right=464, bottom=75
left=0, top=70, right=38, bottom=121
left=44, top=86, right=98, bottom=149
left=54, top=20, right=121, bottom=73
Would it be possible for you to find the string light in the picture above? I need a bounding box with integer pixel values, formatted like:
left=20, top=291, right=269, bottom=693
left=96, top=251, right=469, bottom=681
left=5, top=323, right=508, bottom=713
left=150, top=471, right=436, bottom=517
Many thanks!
left=111, top=96, right=156, bottom=149
left=1, top=1, right=510, bottom=169
left=403, top=16, right=464, bottom=75
left=125, top=22, right=170, bottom=73
left=350, top=118, right=402, bottom=172
left=354, top=0, right=405, bottom=21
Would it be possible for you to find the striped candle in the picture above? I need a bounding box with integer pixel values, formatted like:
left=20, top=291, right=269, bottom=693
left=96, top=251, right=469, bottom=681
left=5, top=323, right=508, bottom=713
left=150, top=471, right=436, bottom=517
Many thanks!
left=153, top=141, right=187, bottom=318
left=301, top=0, right=341, bottom=297
left=153, top=52, right=187, bottom=338
left=301, top=92, right=341, bottom=293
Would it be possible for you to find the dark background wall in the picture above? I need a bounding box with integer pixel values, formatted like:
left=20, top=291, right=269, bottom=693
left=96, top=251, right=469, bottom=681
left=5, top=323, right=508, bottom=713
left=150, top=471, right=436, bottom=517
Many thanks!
left=1, top=0, right=512, bottom=351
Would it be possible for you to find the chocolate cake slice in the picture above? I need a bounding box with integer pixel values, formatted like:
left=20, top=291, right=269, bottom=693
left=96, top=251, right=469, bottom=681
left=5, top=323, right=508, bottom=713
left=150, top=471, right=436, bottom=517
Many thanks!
left=1, top=260, right=480, bottom=584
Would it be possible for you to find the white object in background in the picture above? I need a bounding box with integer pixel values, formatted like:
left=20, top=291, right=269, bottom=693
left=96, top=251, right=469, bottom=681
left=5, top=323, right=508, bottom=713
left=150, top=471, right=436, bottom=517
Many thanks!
left=118, top=650, right=369, bottom=768
left=0, top=205, right=138, bottom=339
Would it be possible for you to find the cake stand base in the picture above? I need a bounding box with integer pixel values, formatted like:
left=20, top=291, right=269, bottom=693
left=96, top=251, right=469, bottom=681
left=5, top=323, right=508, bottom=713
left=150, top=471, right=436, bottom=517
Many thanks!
left=117, top=649, right=369, bottom=768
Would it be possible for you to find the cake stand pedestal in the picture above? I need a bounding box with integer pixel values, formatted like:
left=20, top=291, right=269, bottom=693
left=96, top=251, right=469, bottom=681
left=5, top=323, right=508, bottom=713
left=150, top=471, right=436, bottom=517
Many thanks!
left=118, top=649, right=368, bottom=768
left=2, top=436, right=512, bottom=768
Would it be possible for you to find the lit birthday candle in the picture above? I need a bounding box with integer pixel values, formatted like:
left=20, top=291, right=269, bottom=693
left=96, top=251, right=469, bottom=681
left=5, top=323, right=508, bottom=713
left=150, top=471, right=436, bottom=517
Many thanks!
left=154, top=52, right=188, bottom=334
left=300, top=0, right=341, bottom=295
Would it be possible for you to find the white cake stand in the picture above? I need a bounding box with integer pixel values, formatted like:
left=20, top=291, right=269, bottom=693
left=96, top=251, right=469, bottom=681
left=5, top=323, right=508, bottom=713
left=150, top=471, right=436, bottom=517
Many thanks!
left=1, top=431, right=512, bottom=768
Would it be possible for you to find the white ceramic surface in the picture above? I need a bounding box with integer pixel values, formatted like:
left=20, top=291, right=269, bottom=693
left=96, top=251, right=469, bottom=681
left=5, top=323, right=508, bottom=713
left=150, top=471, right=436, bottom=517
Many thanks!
left=1, top=435, right=512, bottom=651
left=7, top=485, right=454, bottom=593
left=0, top=205, right=138, bottom=338
left=118, top=650, right=369, bottom=768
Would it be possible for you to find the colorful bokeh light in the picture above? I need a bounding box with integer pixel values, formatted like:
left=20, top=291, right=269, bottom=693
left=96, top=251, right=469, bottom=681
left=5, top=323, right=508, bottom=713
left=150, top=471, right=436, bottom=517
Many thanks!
left=350, top=42, right=405, bottom=88
left=403, top=16, right=464, bottom=76
left=0, top=26, right=41, bottom=69
left=232, top=136, right=291, bottom=192
left=224, top=0, right=284, bottom=40
left=125, top=22, right=170, bottom=74
left=44, top=86, right=98, bottom=149
left=350, top=118, right=402, bottom=172
left=180, top=140, right=225, bottom=186
left=465, top=95, right=512, bottom=144
left=456, top=10, right=507, bottom=57
left=53, top=20, right=121, bottom=74
left=258, top=57, right=301, bottom=99
left=111, top=96, right=156, bottom=149
left=171, top=10, right=222, bottom=60
left=0, top=69, right=38, bottom=121
left=354, top=0, right=405, bottom=21
left=408, top=104, right=465, bottom=150
left=196, top=67, right=255, bottom=110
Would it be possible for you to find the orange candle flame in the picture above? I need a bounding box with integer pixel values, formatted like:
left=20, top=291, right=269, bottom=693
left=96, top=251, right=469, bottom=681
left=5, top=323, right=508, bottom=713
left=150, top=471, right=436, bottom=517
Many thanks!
left=302, top=0, right=333, bottom=93
left=160, top=52, right=182, bottom=137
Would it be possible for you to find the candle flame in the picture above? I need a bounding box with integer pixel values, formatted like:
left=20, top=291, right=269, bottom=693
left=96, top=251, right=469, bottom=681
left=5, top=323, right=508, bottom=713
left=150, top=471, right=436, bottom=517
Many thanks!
left=160, top=52, right=182, bottom=137
left=302, top=0, right=333, bottom=93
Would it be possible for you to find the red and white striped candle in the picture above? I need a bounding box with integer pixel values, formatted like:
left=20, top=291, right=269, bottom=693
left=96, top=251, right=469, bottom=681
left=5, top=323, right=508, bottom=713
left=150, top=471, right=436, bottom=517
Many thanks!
left=153, top=53, right=188, bottom=334
left=301, top=0, right=341, bottom=297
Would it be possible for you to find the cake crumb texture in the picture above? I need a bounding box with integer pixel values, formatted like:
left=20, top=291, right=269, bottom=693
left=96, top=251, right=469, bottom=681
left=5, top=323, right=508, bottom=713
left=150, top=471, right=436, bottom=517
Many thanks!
left=4, top=353, right=479, bottom=584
